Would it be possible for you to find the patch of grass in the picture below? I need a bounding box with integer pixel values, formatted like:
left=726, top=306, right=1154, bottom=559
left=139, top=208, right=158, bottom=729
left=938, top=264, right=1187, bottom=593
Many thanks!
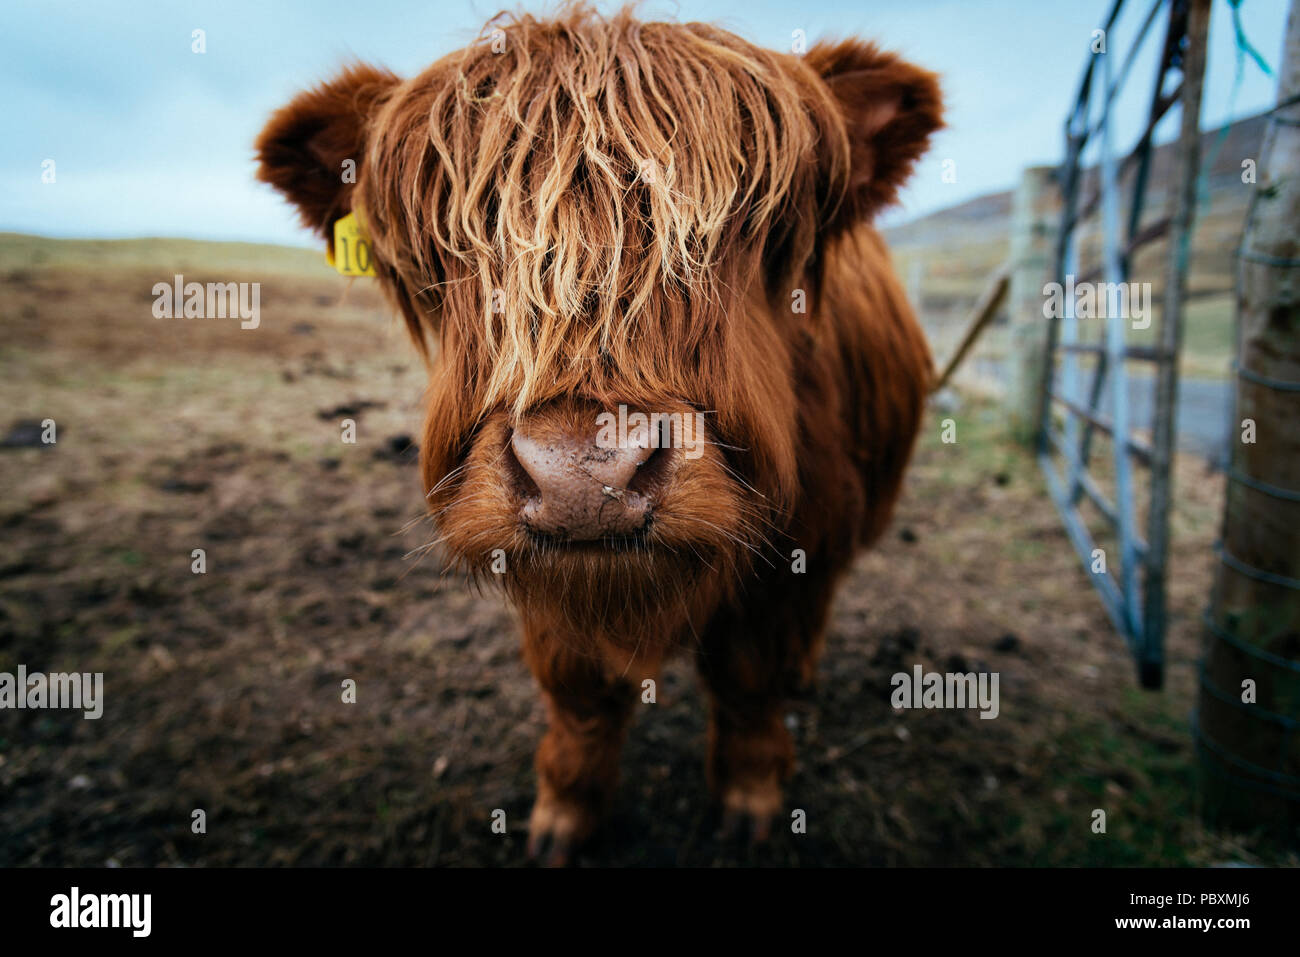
left=0, top=232, right=326, bottom=278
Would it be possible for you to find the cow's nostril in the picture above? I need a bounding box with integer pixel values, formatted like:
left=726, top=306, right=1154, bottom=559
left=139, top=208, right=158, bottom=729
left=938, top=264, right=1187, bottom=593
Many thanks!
left=507, top=418, right=670, bottom=542
left=627, top=441, right=674, bottom=497
left=503, top=432, right=542, bottom=503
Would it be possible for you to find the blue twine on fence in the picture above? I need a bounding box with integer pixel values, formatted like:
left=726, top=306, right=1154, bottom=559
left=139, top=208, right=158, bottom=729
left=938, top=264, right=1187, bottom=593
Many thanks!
left=1191, top=0, right=1275, bottom=231
left=1227, top=0, right=1273, bottom=81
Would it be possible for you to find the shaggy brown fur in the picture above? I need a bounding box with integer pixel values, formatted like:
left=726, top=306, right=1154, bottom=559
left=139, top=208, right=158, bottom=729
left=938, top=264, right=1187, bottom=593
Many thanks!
left=256, top=3, right=941, bottom=863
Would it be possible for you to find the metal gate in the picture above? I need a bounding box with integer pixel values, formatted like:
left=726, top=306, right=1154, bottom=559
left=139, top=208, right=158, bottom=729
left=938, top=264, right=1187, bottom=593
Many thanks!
left=1037, top=0, right=1211, bottom=689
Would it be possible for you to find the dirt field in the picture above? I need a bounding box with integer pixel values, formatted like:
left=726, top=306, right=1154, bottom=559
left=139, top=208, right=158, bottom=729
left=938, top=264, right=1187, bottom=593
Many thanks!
left=0, top=233, right=1291, bottom=867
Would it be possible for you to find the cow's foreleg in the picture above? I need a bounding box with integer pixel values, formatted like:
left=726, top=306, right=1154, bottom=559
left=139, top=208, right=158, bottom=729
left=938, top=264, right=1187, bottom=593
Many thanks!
left=522, top=623, right=637, bottom=865
left=696, top=558, right=840, bottom=841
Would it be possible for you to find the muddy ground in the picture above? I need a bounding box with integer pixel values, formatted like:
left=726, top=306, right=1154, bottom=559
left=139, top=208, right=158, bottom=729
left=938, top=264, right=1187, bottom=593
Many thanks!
left=0, top=237, right=1291, bottom=866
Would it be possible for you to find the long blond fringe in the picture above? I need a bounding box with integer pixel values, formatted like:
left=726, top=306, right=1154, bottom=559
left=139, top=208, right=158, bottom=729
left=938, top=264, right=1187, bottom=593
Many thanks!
left=362, top=2, right=847, bottom=420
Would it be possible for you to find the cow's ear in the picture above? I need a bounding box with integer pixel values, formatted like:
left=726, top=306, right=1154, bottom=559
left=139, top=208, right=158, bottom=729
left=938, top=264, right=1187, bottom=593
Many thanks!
left=806, top=41, right=942, bottom=232
left=255, top=64, right=401, bottom=239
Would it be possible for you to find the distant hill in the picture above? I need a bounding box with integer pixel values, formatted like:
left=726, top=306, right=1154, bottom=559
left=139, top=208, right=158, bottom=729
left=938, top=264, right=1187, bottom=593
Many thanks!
left=882, top=112, right=1268, bottom=386
left=883, top=112, right=1267, bottom=251
left=0, top=233, right=326, bottom=278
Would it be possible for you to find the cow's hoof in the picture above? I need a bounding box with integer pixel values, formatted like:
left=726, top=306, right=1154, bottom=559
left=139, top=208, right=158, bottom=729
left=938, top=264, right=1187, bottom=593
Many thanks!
left=718, top=775, right=783, bottom=845
left=526, top=787, right=597, bottom=867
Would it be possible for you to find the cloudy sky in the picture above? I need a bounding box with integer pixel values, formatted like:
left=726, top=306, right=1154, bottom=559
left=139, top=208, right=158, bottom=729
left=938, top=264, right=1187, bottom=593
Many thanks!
left=0, top=0, right=1287, bottom=247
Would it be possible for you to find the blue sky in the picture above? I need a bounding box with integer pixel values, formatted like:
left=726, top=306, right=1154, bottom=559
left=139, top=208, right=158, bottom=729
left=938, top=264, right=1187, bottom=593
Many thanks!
left=0, top=0, right=1287, bottom=246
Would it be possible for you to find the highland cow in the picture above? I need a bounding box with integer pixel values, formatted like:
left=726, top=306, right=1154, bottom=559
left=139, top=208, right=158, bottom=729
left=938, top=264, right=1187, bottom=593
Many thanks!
left=256, top=4, right=940, bottom=864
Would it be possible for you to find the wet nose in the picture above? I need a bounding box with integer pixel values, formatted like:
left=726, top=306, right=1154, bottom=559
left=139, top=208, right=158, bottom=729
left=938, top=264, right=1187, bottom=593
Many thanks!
left=508, top=418, right=663, bottom=541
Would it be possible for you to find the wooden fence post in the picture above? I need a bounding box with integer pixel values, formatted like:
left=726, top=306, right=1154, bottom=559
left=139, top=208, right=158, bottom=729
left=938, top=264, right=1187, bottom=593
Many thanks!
left=1006, top=165, right=1057, bottom=443
left=1199, top=0, right=1300, bottom=839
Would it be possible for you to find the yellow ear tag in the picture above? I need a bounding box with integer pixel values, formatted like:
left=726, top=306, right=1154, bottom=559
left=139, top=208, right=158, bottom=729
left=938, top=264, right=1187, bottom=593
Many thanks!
left=328, top=210, right=377, bottom=277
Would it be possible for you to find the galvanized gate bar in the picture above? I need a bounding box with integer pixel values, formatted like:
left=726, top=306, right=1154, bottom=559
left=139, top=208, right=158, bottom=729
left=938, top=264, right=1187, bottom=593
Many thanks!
left=1140, top=0, right=1211, bottom=687
left=1100, top=42, right=1142, bottom=637
left=1045, top=426, right=1152, bottom=555
left=1082, top=0, right=1170, bottom=143
left=1049, top=392, right=1156, bottom=463
left=1058, top=342, right=1166, bottom=361
left=1037, top=0, right=1211, bottom=689
left=1039, top=453, right=1135, bottom=646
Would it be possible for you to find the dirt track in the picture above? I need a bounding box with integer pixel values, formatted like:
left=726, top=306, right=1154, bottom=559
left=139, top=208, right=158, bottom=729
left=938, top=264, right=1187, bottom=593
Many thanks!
left=0, top=241, right=1288, bottom=866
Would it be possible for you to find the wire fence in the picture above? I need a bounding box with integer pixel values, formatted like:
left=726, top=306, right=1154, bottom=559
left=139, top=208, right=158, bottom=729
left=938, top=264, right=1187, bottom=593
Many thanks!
left=1036, top=0, right=1212, bottom=689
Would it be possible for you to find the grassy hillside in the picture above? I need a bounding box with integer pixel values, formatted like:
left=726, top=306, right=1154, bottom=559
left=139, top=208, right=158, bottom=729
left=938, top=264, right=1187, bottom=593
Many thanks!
left=0, top=232, right=327, bottom=278
left=885, top=114, right=1266, bottom=386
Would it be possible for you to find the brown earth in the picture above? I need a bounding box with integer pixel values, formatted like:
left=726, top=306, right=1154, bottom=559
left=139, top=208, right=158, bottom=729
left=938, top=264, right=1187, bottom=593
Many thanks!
left=0, top=236, right=1291, bottom=866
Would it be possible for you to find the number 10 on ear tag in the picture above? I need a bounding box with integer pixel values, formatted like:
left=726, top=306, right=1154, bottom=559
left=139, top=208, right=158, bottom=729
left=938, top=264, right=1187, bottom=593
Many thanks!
left=329, top=211, right=377, bottom=277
